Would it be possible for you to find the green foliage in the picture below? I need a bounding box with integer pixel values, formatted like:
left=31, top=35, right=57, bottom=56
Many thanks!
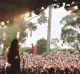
left=0, top=16, right=27, bottom=47
left=61, top=28, right=77, bottom=43
left=61, top=13, right=80, bottom=28
left=51, top=38, right=60, bottom=50
left=23, top=47, right=32, bottom=52
left=37, top=38, right=47, bottom=54
left=60, top=12, right=80, bottom=52
left=38, top=11, right=47, bottom=24
left=77, top=33, right=80, bottom=42
left=26, top=22, right=37, bottom=31
left=0, top=15, right=40, bottom=49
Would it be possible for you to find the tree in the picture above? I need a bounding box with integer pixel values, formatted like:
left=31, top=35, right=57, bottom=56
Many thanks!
left=37, top=38, right=47, bottom=54
left=26, top=22, right=37, bottom=31
left=51, top=38, right=60, bottom=50
left=9, top=16, right=27, bottom=44
left=38, top=11, right=47, bottom=24
left=38, top=5, right=52, bottom=52
left=0, top=16, right=36, bottom=48
left=60, top=12, right=80, bottom=53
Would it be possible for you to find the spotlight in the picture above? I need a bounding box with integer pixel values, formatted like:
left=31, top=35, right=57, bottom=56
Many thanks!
left=41, top=7, right=44, bottom=10
left=64, top=5, right=78, bottom=12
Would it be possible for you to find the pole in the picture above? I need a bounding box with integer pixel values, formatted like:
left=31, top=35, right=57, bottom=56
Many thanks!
left=46, top=5, right=52, bottom=52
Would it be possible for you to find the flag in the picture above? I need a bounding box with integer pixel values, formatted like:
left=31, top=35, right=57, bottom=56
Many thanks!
left=30, top=30, right=32, bottom=37
left=32, top=43, right=34, bottom=53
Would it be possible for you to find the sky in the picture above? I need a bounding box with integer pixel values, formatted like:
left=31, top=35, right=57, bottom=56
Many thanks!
left=24, top=6, right=70, bottom=47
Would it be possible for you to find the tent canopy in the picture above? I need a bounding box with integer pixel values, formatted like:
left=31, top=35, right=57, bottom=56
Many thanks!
left=0, top=0, right=80, bottom=22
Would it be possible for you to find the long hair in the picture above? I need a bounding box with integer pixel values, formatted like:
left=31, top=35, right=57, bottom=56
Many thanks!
left=7, top=38, right=19, bottom=62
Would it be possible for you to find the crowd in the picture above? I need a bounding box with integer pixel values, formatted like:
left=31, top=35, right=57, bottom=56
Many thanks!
left=0, top=51, right=80, bottom=74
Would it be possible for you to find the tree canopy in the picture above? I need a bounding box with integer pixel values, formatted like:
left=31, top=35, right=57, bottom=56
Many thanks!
left=0, top=16, right=37, bottom=47
left=60, top=12, right=80, bottom=52
left=37, top=38, right=47, bottom=54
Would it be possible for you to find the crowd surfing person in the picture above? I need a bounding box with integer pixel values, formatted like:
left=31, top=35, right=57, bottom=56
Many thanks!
left=6, top=38, right=20, bottom=74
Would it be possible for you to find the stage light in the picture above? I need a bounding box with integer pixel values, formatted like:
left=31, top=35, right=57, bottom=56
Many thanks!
left=65, top=5, right=78, bottom=12
left=21, top=12, right=32, bottom=18
left=1, top=21, right=5, bottom=26
left=41, top=7, right=44, bottom=10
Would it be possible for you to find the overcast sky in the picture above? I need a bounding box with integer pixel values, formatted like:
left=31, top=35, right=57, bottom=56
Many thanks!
left=24, top=6, right=70, bottom=47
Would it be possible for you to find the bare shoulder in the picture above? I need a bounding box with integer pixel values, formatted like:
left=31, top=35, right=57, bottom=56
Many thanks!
left=5, top=46, right=10, bottom=54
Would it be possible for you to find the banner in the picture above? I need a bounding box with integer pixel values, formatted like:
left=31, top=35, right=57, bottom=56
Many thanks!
left=31, top=43, right=37, bottom=54
left=32, top=44, right=34, bottom=53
